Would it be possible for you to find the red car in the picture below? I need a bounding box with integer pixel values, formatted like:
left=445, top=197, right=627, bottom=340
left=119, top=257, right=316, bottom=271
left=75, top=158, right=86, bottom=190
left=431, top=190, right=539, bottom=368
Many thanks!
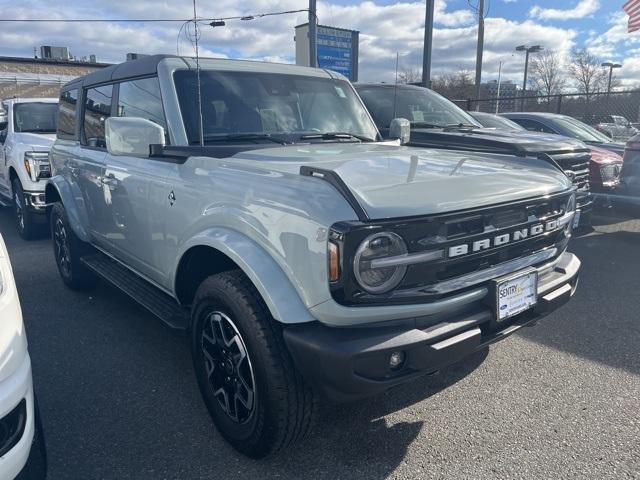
left=588, top=145, right=624, bottom=193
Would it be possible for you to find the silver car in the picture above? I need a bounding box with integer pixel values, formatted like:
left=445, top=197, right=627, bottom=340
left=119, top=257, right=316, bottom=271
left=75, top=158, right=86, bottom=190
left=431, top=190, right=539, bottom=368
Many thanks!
left=46, top=55, right=581, bottom=458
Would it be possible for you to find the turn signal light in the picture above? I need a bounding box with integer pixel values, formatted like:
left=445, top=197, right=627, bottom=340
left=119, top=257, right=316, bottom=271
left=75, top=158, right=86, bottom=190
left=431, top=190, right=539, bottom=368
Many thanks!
left=328, top=241, right=340, bottom=282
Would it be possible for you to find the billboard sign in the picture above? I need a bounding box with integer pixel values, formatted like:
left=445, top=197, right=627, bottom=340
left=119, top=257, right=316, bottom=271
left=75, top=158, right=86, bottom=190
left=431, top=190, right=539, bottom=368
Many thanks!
left=317, top=26, right=355, bottom=80
left=295, top=24, right=359, bottom=81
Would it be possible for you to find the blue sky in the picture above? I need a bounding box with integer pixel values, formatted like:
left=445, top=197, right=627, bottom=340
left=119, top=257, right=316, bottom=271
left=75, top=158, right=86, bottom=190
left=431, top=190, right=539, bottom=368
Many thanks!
left=0, top=0, right=637, bottom=86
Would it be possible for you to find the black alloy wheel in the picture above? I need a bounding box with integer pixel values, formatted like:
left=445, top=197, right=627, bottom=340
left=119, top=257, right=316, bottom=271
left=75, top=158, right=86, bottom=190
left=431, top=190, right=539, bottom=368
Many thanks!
left=200, top=310, right=256, bottom=424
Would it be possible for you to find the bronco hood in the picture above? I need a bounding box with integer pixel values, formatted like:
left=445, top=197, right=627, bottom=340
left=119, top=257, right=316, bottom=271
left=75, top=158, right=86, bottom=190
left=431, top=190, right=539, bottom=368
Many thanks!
left=232, top=143, right=572, bottom=219
left=408, top=127, right=588, bottom=155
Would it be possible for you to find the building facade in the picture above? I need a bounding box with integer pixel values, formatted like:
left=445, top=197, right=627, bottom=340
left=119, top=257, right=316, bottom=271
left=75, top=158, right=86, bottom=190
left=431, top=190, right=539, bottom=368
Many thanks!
left=0, top=56, right=109, bottom=100
left=479, top=80, right=519, bottom=113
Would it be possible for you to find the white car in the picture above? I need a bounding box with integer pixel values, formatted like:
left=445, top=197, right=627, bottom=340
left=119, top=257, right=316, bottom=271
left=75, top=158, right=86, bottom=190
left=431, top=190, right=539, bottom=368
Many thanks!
left=0, top=234, right=46, bottom=479
left=0, top=98, right=58, bottom=239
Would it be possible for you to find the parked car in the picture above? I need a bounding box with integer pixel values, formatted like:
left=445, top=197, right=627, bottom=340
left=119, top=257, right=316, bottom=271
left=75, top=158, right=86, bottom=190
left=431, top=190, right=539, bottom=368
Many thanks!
left=500, top=113, right=624, bottom=193
left=577, top=114, right=638, bottom=142
left=355, top=83, right=592, bottom=224
left=48, top=55, right=581, bottom=458
left=469, top=111, right=527, bottom=132
left=0, top=234, right=47, bottom=479
left=0, top=98, right=58, bottom=239
left=620, top=134, right=640, bottom=208
left=501, top=112, right=625, bottom=156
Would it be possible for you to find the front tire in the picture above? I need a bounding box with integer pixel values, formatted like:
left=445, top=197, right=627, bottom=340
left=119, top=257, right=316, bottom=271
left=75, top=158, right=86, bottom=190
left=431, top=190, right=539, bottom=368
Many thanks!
left=50, top=202, right=97, bottom=290
left=191, top=271, right=317, bottom=458
left=12, top=178, right=39, bottom=240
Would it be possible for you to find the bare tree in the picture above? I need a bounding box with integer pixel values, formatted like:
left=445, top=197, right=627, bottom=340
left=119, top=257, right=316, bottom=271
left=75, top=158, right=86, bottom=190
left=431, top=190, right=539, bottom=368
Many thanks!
left=567, top=48, right=607, bottom=101
left=431, top=69, right=475, bottom=99
left=397, top=67, right=422, bottom=85
left=529, top=50, right=566, bottom=96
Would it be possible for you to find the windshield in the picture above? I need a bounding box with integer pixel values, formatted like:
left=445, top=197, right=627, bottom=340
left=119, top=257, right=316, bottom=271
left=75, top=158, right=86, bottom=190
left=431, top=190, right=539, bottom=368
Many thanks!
left=472, top=113, right=525, bottom=131
left=554, top=116, right=613, bottom=143
left=13, top=102, right=58, bottom=134
left=356, top=86, right=481, bottom=130
left=173, top=70, right=379, bottom=144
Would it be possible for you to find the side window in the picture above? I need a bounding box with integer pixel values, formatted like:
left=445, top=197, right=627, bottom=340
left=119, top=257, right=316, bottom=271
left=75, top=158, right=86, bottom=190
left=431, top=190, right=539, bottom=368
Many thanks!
left=57, top=89, right=79, bottom=139
left=82, top=85, right=113, bottom=148
left=116, top=77, right=168, bottom=141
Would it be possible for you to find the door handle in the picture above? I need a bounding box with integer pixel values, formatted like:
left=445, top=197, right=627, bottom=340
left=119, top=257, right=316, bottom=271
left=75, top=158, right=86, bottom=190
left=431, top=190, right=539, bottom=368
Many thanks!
left=101, top=174, right=118, bottom=190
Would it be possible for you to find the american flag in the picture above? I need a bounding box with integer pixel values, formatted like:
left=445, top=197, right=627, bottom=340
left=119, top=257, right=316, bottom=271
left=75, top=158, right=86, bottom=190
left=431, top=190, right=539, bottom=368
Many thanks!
left=624, top=0, right=640, bottom=33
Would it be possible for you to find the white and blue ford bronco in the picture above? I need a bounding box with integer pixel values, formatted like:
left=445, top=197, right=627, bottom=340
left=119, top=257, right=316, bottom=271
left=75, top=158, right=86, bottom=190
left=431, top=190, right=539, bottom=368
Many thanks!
left=46, top=55, right=580, bottom=458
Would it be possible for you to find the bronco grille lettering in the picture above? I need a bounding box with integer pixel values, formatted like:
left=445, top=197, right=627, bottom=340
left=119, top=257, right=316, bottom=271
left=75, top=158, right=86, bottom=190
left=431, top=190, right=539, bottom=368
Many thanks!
left=448, top=219, right=561, bottom=258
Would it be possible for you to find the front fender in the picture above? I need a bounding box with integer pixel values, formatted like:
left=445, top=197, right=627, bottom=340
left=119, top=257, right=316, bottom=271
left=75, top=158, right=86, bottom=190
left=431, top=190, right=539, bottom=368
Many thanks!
left=44, top=176, right=90, bottom=243
left=175, top=228, right=315, bottom=324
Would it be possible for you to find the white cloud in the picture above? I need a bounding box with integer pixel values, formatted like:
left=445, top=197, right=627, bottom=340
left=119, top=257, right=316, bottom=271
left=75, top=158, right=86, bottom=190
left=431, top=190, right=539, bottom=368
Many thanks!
left=529, top=0, right=600, bottom=21
left=3, top=0, right=640, bottom=87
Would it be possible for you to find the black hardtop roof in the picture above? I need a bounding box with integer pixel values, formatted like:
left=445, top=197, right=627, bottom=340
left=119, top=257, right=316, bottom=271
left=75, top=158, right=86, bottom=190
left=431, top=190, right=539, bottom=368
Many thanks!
left=62, top=54, right=184, bottom=91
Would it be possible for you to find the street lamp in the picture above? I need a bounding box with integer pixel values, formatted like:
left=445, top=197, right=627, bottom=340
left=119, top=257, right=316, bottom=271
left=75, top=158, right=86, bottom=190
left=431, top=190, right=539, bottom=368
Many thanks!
left=515, top=45, right=543, bottom=110
left=601, top=62, right=622, bottom=94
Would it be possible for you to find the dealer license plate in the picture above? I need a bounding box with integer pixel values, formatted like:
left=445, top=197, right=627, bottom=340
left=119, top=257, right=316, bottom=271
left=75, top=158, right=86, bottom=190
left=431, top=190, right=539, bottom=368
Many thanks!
left=495, top=269, right=538, bottom=322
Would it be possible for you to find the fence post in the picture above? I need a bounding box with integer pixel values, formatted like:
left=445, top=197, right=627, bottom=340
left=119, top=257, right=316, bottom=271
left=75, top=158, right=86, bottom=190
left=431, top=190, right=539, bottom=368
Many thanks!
left=466, top=98, right=472, bottom=111
left=556, top=95, right=563, bottom=114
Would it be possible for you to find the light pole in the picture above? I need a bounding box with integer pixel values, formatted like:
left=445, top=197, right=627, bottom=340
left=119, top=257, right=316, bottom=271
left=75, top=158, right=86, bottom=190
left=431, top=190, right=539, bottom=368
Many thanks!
left=601, top=62, right=622, bottom=95
left=495, top=61, right=503, bottom=114
left=474, top=0, right=485, bottom=102
left=516, top=44, right=542, bottom=110
left=309, top=0, right=317, bottom=68
left=422, top=0, right=435, bottom=88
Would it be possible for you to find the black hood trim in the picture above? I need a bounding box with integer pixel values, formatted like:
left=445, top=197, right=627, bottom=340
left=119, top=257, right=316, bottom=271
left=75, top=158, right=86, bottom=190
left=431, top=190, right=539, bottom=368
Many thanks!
left=300, top=166, right=370, bottom=221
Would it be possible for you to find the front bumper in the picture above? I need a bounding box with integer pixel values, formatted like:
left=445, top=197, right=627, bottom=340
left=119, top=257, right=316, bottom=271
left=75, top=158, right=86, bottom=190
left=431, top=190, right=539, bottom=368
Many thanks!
left=0, top=354, right=35, bottom=480
left=284, top=252, right=580, bottom=403
left=22, top=191, right=47, bottom=216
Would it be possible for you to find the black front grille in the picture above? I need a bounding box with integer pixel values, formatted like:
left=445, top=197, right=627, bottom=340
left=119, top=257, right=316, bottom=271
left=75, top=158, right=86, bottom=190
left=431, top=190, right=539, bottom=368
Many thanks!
left=549, top=151, right=591, bottom=192
left=330, top=192, right=573, bottom=306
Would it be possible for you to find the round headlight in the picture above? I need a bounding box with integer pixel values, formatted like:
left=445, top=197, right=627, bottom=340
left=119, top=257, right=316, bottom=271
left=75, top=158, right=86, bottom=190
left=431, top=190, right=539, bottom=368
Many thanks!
left=353, top=232, right=408, bottom=294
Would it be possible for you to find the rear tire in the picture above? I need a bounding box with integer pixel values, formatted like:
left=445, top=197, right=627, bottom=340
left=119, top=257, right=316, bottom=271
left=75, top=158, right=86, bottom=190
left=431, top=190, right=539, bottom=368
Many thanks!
left=12, top=178, right=39, bottom=240
left=191, top=270, right=317, bottom=458
left=50, top=202, right=97, bottom=290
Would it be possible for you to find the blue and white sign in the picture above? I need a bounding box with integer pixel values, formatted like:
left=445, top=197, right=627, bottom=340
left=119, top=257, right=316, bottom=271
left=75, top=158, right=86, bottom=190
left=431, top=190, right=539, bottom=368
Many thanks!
left=317, top=26, right=355, bottom=80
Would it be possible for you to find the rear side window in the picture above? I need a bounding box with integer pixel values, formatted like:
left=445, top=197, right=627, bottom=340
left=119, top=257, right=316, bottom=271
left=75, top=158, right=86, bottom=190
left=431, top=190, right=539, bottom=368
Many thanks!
left=513, top=118, right=554, bottom=134
left=83, top=85, right=113, bottom=148
left=57, top=89, right=78, bottom=139
left=116, top=77, right=168, bottom=142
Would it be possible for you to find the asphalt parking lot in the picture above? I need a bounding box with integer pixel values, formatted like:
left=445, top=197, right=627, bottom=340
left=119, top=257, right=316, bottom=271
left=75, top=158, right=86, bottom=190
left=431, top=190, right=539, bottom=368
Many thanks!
left=1, top=206, right=639, bottom=480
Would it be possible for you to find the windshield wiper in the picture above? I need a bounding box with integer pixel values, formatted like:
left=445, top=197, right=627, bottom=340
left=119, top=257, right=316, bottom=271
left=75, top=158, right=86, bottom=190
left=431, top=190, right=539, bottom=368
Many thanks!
left=410, top=122, right=478, bottom=131
left=299, top=132, right=375, bottom=142
left=442, top=123, right=479, bottom=131
left=198, top=133, right=288, bottom=145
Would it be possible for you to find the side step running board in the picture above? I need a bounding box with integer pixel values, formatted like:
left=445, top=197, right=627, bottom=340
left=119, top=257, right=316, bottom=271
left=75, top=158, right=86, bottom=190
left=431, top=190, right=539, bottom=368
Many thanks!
left=81, top=253, right=189, bottom=332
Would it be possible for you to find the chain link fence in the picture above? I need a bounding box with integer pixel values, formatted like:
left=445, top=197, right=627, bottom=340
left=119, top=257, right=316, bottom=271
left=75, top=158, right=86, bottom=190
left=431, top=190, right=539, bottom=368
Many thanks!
left=453, top=90, right=640, bottom=127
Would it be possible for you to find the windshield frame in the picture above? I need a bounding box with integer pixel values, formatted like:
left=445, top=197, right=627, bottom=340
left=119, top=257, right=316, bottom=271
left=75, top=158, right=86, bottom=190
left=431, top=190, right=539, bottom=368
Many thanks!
left=173, top=69, right=381, bottom=146
left=12, top=101, right=58, bottom=134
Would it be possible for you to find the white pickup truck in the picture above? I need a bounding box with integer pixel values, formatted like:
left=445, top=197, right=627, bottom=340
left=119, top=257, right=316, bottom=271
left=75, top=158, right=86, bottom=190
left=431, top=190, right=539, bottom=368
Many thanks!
left=0, top=98, right=58, bottom=239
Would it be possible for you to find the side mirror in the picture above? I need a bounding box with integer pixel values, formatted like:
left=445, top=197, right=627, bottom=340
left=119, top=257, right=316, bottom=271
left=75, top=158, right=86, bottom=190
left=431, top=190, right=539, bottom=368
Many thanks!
left=105, top=117, right=165, bottom=157
left=389, top=118, right=411, bottom=145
